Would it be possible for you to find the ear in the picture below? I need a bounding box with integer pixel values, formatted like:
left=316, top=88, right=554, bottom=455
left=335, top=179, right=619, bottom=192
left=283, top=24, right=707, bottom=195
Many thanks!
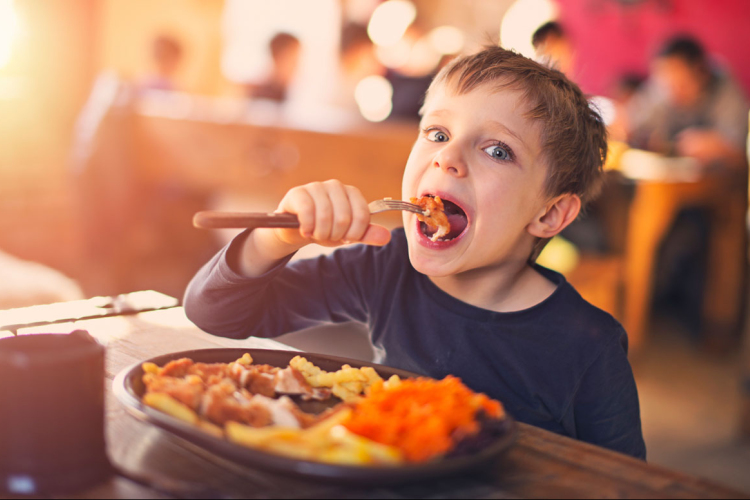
left=527, top=194, right=581, bottom=239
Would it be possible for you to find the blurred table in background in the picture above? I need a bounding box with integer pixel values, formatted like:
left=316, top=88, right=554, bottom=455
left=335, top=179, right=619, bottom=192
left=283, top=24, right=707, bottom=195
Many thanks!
left=617, top=149, right=747, bottom=352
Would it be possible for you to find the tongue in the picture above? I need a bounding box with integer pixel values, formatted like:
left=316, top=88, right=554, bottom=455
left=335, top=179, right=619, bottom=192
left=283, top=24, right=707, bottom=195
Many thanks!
left=446, top=213, right=468, bottom=238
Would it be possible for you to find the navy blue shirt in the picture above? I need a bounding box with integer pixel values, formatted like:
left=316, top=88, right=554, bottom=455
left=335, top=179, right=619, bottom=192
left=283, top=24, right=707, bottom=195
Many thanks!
left=184, top=228, right=646, bottom=460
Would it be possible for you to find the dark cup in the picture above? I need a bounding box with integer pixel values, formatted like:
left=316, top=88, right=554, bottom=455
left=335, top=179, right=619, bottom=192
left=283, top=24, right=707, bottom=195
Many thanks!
left=0, top=331, right=112, bottom=495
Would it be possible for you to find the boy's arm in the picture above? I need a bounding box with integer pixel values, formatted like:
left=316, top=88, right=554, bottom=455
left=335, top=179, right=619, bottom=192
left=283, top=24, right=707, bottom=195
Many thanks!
left=184, top=180, right=391, bottom=339
left=183, top=231, right=379, bottom=340
left=570, top=330, right=647, bottom=460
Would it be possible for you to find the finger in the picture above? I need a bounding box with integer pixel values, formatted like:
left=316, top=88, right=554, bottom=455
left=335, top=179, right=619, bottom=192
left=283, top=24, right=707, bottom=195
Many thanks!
left=324, top=180, right=353, bottom=242
left=304, top=182, right=334, bottom=242
left=342, top=185, right=370, bottom=242
left=360, top=224, right=391, bottom=246
left=280, top=187, right=315, bottom=239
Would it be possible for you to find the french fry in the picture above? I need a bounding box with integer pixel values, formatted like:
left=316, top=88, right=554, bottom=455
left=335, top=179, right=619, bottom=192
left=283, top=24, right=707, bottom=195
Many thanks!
left=198, top=420, right=224, bottom=438
left=143, top=392, right=200, bottom=425
left=329, top=425, right=402, bottom=464
left=225, top=422, right=301, bottom=447
left=235, top=353, right=253, bottom=366
left=304, top=408, right=352, bottom=438
left=226, top=422, right=319, bottom=460
left=142, top=362, right=160, bottom=375
left=226, top=409, right=402, bottom=465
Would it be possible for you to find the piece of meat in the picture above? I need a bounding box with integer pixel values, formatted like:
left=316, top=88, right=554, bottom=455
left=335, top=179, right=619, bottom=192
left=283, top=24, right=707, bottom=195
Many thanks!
left=158, top=358, right=194, bottom=378
left=144, top=358, right=325, bottom=430
left=145, top=375, right=204, bottom=411
left=250, top=395, right=302, bottom=429
left=306, top=388, right=333, bottom=402
left=231, top=364, right=280, bottom=397
left=274, top=367, right=313, bottom=394
left=200, top=381, right=274, bottom=427
left=189, top=363, right=230, bottom=380
left=411, top=196, right=450, bottom=241
left=274, top=367, right=333, bottom=401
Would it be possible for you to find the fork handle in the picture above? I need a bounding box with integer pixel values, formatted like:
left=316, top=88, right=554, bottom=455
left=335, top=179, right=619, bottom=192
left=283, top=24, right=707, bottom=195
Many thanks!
left=193, top=211, right=300, bottom=229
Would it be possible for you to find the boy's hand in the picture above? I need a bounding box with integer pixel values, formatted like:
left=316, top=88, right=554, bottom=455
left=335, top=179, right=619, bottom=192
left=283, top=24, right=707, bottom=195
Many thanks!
left=236, top=181, right=391, bottom=277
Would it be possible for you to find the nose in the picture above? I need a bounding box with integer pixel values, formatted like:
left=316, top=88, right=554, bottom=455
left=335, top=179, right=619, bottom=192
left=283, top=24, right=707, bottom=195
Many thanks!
left=432, top=141, right=468, bottom=177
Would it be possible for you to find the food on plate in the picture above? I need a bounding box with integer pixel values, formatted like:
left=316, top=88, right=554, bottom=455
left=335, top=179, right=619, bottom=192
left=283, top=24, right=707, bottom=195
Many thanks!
left=140, top=354, right=506, bottom=465
left=410, top=195, right=450, bottom=241
left=290, top=355, right=382, bottom=402
left=225, top=407, right=402, bottom=465
left=345, top=376, right=504, bottom=462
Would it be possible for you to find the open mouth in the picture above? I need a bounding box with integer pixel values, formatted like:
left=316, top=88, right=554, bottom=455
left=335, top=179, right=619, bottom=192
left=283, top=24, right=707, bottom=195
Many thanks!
left=419, top=195, right=469, bottom=242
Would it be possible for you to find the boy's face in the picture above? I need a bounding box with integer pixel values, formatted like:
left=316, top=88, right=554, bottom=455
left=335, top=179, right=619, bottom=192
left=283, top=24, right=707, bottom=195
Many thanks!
left=401, top=83, right=550, bottom=277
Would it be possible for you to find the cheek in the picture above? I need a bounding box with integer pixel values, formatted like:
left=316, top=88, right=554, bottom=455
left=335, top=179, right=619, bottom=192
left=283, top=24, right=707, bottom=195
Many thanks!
left=401, top=148, right=426, bottom=197
left=474, top=174, right=546, bottom=228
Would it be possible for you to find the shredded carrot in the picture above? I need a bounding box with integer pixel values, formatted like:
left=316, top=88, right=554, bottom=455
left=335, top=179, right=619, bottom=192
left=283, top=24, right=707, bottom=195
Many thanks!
left=343, top=376, right=504, bottom=462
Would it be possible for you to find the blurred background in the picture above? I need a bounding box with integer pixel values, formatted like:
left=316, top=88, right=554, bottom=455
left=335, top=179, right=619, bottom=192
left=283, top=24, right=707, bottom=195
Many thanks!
left=0, top=0, right=749, bottom=492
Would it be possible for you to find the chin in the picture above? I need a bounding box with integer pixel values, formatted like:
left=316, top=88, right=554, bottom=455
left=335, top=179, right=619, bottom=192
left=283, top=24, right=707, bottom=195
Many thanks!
left=404, top=226, right=466, bottom=277
left=407, top=251, right=459, bottom=277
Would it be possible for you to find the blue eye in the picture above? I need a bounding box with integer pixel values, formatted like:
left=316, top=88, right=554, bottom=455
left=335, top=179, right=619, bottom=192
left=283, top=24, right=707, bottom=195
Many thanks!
left=426, top=129, right=449, bottom=142
left=483, top=144, right=511, bottom=161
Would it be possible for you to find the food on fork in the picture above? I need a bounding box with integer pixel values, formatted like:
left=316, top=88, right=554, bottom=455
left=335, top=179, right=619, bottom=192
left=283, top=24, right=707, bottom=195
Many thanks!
left=410, top=196, right=450, bottom=242
left=140, top=354, right=507, bottom=465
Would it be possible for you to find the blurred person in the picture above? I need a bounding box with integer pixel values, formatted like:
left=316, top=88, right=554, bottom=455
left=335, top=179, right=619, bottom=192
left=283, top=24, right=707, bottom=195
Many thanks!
left=247, top=32, right=301, bottom=102
left=340, top=23, right=383, bottom=85
left=532, top=21, right=574, bottom=77
left=628, top=35, right=749, bottom=339
left=384, top=24, right=440, bottom=121
left=331, top=23, right=385, bottom=112
left=139, top=35, right=184, bottom=92
left=628, top=35, right=749, bottom=167
left=608, top=74, right=647, bottom=142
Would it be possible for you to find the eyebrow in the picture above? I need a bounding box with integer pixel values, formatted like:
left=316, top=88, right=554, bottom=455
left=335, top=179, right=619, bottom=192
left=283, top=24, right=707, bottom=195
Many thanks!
left=419, top=109, right=449, bottom=123
left=488, top=120, right=528, bottom=151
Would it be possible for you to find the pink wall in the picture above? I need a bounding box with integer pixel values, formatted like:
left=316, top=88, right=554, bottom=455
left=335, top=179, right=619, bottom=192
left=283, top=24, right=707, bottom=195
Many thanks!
left=556, top=0, right=750, bottom=97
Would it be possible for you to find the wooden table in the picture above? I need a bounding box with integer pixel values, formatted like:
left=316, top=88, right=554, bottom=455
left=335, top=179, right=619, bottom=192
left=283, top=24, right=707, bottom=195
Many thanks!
left=5, top=302, right=745, bottom=499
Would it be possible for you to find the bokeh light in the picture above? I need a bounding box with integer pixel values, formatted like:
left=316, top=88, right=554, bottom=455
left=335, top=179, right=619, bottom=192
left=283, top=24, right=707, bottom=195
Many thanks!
left=367, top=0, right=416, bottom=47
left=428, top=26, right=465, bottom=55
left=500, top=0, right=557, bottom=58
left=354, top=75, right=393, bottom=122
left=0, top=0, right=21, bottom=68
left=589, top=95, right=616, bottom=126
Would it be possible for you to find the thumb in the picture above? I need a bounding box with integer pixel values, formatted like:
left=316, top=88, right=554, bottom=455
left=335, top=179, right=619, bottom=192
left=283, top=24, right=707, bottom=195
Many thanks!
left=360, top=224, right=392, bottom=246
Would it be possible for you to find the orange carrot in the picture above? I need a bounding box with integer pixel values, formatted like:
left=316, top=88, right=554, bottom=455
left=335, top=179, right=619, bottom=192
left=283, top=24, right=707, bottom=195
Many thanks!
left=343, top=376, right=504, bottom=462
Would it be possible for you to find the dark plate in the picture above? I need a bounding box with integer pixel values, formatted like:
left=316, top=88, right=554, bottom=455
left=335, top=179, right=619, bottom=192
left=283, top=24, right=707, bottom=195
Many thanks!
left=112, top=348, right=516, bottom=485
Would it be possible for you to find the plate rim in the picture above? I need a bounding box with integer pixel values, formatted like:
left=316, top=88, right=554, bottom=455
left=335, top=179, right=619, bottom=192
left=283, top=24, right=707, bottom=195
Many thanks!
left=112, top=347, right=516, bottom=484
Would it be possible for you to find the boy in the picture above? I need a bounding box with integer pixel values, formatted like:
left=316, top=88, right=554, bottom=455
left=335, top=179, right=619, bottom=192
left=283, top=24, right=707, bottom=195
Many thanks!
left=184, top=47, right=646, bottom=459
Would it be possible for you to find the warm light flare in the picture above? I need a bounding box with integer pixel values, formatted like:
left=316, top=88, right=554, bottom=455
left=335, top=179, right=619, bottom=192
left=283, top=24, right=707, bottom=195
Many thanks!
left=0, top=0, right=21, bottom=68
left=367, top=0, right=416, bottom=47
left=354, top=75, right=393, bottom=122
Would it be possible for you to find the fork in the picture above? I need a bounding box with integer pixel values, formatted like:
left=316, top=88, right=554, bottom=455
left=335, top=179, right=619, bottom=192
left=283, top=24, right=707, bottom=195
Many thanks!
left=193, top=199, right=424, bottom=229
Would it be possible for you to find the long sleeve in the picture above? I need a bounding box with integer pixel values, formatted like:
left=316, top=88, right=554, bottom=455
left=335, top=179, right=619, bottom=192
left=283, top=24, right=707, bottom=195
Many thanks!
left=569, top=329, right=647, bottom=460
left=183, top=234, right=376, bottom=340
